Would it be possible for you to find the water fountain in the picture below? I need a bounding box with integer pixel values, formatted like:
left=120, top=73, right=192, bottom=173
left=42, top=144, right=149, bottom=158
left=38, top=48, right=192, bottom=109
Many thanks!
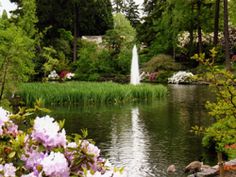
left=130, top=45, right=140, bottom=85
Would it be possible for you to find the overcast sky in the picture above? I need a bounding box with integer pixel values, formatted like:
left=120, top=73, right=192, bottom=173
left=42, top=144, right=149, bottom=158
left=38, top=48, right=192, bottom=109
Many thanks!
left=0, top=0, right=17, bottom=15
left=0, top=0, right=144, bottom=15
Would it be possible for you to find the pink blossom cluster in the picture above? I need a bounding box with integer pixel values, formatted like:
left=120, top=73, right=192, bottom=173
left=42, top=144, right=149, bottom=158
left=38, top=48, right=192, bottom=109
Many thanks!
left=59, top=71, right=75, bottom=80
left=31, top=116, right=66, bottom=148
left=0, top=107, right=18, bottom=136
left=0, top=107, right=121, bottom=177
left=0, top=163, right=16, bottom=177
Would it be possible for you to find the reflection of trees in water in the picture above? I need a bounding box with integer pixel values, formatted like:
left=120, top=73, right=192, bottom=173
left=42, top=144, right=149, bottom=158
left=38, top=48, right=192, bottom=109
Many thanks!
left=168, top=85, right=213, bottom=128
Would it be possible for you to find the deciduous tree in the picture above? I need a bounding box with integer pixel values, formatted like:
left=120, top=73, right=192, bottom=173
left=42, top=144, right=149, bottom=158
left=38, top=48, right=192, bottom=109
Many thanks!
left=0, top=15, right=35, bottom=101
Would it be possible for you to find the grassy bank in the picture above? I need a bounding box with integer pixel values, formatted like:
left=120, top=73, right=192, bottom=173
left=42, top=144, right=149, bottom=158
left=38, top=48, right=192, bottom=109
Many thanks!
left=18, top=81, right=167, bottom=105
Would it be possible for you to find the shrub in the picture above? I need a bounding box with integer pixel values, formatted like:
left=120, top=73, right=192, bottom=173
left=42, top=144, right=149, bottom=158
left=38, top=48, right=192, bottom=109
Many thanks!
left=0, top=103, right=122, bottom=177
left=75, top=40, right=112, bottom=81
left=142, top=54, right=181, bottom=73
left=192, top=49, right=236, bottom=176
left=168, top=71, right=194, bottom=84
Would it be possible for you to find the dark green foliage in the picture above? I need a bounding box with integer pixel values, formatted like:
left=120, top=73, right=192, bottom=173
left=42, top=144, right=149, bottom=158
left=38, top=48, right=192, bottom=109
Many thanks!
left=0, top=16, right=35, bottom=101
left=75, top=40, right=112, bottom=81
left=142, top=54, right=181, bottom=72
left=124, top=0, right=140, bottom=28
left=77, top=0, right=113, bottom=36
left=141, top=54, right=182, bottom=83
left=138, top=0, right=220, bottom=59
left=112, top=0, right=125, bottom=13
left=35, top=0, right=113, bottom=38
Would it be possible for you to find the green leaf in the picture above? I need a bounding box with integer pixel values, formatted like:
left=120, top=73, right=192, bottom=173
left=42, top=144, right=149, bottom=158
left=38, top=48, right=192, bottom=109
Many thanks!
left=58, top=119, right=65, bottom=129
left=8, top=151, right=16, bottom=159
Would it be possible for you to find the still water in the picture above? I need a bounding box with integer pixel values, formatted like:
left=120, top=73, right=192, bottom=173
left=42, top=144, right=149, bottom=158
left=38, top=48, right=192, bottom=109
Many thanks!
left=49, top=85, right=215, bottom=177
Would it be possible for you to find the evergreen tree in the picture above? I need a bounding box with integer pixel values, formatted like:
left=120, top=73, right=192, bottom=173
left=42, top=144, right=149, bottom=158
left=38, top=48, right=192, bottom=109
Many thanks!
left=213, top=0, right=220, bottom=46
left=223, top=0, right=231, bottom=71
left=124, top=0, right=140, bottom=28
left=77, top=0, right=113, bottom=35
left=139, top=0, right=171, bottom=47
left=139, top=0, right=216, bottom=58
left=112, top=0, right=125, bottom=13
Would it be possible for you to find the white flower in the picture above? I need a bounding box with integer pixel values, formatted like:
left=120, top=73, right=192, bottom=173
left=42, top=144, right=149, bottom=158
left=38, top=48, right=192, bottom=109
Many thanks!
left=0, top=163, right=16, bottom=177
left=168, top=71, right=194, bottom=84
left=21, top=172, right=38, bottom=177
left=48, top=70, right=59, bottom=80
left=31, top=116, right=67, bottom=148
left=41, top=152, right=70, bottom=177
left=0, top=107, right=10, bottom=135
left=67, top=142, right=78, bottom=148
left=0, top=107, right=10, bottom=124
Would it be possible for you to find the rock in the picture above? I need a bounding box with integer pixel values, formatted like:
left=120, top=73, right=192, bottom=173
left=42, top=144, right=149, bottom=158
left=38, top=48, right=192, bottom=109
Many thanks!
left=187, top=167, right=218, bottom=177
left=185, top=161, right=203, bottom=173
left=167, top=164, right=176, bottom=173
left=187, top=158, right=236, bottom=177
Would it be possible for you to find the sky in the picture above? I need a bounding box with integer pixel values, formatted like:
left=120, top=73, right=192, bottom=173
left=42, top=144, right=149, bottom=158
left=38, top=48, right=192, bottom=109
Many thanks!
left=0, top=0, right=144, bottom=16
left=0, top=0, right=17, bottom=15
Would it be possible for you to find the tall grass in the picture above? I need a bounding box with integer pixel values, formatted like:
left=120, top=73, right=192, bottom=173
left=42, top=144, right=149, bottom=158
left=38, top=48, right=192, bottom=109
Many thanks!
left=18, top=82, right=167, bottom=105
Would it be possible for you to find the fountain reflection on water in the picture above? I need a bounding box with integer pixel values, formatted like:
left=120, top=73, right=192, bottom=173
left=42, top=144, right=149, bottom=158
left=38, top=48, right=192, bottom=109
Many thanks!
left=108, top=107, right=154, bottom=177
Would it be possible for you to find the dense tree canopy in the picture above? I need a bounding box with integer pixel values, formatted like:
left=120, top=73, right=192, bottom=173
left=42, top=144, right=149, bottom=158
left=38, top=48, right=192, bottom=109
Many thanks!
left=0, top=0, right=36, bottom=101
left=4, top=0, right=236, bottom=76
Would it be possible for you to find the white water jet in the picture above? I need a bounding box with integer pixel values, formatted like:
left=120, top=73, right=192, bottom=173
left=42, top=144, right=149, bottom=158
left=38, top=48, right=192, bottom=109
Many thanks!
left=130, top=45, right=140, bottom=85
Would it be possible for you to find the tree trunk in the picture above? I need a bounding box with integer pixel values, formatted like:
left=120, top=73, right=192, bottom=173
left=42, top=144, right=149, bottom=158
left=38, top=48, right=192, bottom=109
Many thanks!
left=214, top=0, right=220, bottom=46
left=189, top=1, right=194, bottom=57
left=73, top=3, right=78, bottom=62
left=217, top=152, right=225, bottom=177
left=223, top=0, right=231, bottom=71
left=0, top=60, right=8, bottom=102
left=197, top=0, right=202, bottom=54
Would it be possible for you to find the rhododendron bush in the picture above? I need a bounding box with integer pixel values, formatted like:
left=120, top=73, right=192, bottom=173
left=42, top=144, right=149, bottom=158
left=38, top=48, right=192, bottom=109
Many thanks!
left=0, top=105, right=122, bottom=177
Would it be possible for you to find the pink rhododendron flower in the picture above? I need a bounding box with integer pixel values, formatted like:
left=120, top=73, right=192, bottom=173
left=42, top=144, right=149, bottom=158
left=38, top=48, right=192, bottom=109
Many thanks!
left=21, top=148, right=45, bottom=171
left=0, top=108, right=121, bottom=177
left=0, top=107, right=10, bottom=123
left=31, top=116, right=67, bottom=148
left=41, top=152, right=70, bottom=177
left=21, top=172, right=38, bottom=177
left=5, top=121, right=18, bottom=137
left=81, top=140, right=100, bottom=159
left=65, top=142, right=79, bottom=162
left=0, top=107, right=10, bottom=135
left=0, top=163, right=16, bottom=177
left=67, top=142, right=78, bottom=148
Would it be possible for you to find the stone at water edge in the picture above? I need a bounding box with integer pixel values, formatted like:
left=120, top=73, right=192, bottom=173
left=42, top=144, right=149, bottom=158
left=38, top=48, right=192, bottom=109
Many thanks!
left=167, top=164, right=176, bottom=173
left=184, top=161, right=203, bottom=173
left=187, top=159, right=236, bottom=177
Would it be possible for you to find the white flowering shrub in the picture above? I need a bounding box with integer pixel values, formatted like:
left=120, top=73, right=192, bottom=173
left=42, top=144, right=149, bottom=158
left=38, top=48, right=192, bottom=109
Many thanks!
left=47, top=70, right=59, bottom=81
left=168, top=71, right=194, bottom=84
left=0, top=105, right=122, bottom=177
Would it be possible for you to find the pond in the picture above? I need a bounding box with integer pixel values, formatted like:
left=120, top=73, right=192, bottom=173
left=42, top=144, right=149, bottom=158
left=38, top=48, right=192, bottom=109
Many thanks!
left=49, top=84, right=216, bottom=177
